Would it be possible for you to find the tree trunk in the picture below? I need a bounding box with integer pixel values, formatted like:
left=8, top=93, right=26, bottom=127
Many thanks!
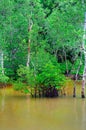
left=63, top=46, right=69, bottom=76
left=26, top=17, right=33, bottom=67
left=70, top=54, right=79, bottom=74
left=81, top=12, right=86, bottom=98
left=0, top=50, right=4, bottom=74
left=73, top=59, right=82, bottom=97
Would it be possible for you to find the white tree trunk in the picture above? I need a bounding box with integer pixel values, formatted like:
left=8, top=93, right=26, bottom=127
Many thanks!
left=0, top=50, right=4, bottom=74
left=26, top=18, right=33, bottom=67
left=81, top=12, right=86, bottom=98
left=26, top=40, right=30, bottom=67
left=73, top=58, right=82, bottom=97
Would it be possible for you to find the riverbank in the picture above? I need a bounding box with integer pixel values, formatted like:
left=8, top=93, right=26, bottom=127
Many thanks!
left=0, top=80, right=84, bottom=98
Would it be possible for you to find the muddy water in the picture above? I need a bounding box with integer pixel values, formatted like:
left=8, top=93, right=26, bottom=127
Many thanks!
left=0, top=88, right=86, bottom=130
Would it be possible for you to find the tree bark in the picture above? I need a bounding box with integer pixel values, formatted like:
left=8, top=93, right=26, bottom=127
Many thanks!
left=0, top=50, right=4, bottom=74
left=73, top=58, right=82, bottom=97
left=81, top=12, right=86, bottom=98
left=26, top=17, right=33, bottom=67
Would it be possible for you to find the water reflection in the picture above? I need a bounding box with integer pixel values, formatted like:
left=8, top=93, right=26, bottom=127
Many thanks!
left=0, top=88, right=5, bottom=112
left=81, top=99, right=86, bottom=130
left=0, top=88, right=86, bottom=130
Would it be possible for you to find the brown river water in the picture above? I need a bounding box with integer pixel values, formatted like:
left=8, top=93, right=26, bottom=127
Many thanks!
left=0, top=87, right=86, bottom=130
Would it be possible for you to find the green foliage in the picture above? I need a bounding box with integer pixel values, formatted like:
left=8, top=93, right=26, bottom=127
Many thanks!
left=36, top=60, right=65, bottom=89
left=15, top=50, right=66, bottom=96
left=60, top=60, right=72, bottom=74
left=0, top=68, right=9, bottom=83
left=0, top=0, right=85, bottom=97
left=71, top=58, right=84, bottom=75
left=17, top=65, right=36, bottom=87
left=0, top=75, right=9, bottom=84
left=13, top=81, right=29, bottom=94
left=33, top=49, right=65, bottom=88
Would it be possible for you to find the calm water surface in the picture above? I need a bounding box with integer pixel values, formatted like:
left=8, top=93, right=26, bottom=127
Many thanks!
left=0, top=88, right=86, bottom=130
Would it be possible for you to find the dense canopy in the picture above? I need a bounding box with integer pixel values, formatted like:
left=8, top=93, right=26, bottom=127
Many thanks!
left=0, top=0, right=86, bottom=97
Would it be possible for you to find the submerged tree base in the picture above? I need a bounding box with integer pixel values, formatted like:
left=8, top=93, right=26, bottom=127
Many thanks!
left=81, top=95, right=85, bottom=98
left=73, top=95, right=76, bottom=98
left=73, top=87, right=76, bottom=98
left=0, top=83, right=6, bottom=88
left=45, top=87, right=59, bottom=97
left=81, top=91, right=85, bottom=98
left=31, top=87, right=59, bottom=98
